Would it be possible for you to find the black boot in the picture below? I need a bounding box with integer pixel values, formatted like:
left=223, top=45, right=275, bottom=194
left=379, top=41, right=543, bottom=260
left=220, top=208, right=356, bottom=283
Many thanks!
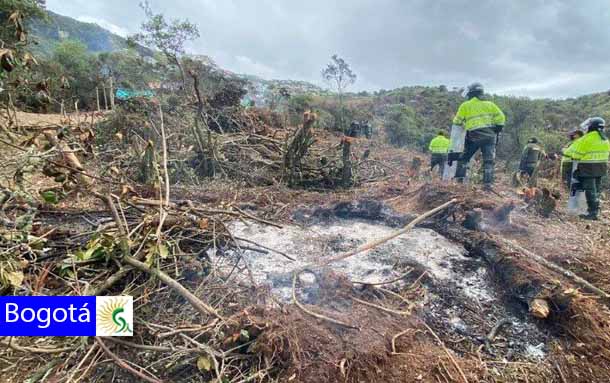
left=579, top=213, right=599, bottom=221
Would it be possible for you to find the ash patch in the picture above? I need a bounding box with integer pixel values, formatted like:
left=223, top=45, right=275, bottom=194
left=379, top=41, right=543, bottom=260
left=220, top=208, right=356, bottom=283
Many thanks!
left=423, top=259, right=552, bottom=362
left=209, top=220, right=468, bottom=303
left=294, top=199, right=416, bottom=227
left=210, top=199, right=553, bottom=364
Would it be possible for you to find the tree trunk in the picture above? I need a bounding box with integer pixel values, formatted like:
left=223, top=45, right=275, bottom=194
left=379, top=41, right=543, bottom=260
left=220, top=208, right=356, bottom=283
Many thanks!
left=189, top=70, right=215, bottom=178
left=109, top=77, right=115, bottom=109
left=140, top=141, right=157, bottom=185
left=341, top=138, right=353, bottom=187
left=284, top=111, right=316, bottom=186
left=102, top=85, right=108, bottom=110
left=96, top=87, right=101, bottom=112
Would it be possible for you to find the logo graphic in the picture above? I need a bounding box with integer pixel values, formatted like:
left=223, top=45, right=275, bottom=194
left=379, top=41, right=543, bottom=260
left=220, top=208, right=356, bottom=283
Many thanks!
left=96, top=296, right=133, bottom=336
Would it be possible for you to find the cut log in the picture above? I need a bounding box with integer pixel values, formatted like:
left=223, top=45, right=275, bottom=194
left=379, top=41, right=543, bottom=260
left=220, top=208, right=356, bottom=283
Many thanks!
left=497, top=237, right=610, bottom=300
left=43, top=131, right=92, bottom=187
left=530, top=298, right=550, bottom=319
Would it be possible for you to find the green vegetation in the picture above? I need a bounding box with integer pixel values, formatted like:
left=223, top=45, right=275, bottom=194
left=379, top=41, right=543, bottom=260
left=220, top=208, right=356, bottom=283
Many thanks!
left=28, top=11, right=135, bottom=56
left=5, top=1, right=610, bottom=170
left=291, top=85, right=610, bottom=167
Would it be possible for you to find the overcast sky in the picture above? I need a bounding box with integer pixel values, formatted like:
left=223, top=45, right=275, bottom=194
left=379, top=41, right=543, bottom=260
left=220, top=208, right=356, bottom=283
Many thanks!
left=46, top=0, right=610, bottom=99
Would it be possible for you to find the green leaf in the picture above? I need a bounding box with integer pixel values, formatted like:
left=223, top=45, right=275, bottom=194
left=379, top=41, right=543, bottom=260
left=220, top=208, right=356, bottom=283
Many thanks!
left=196, top=355, right=212, bottom=372
left=40, top=190, right=59, bottom=204
left=157, top=243, right=169, bottom=259
left=27, top=235, right=46, bottom=250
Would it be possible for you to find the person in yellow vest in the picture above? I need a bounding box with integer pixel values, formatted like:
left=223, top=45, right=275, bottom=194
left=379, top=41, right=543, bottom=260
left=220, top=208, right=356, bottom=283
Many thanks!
left=564, top=117, right=610, bottom=220
left=453, top=83, right=506, bottom=191
left=428, top=131, right=451, bottom=175
left=560, top=129, right=584, bottom=188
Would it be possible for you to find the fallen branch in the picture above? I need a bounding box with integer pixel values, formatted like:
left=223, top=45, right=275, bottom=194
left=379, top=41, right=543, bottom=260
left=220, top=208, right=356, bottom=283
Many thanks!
left=391, top=329, right=412, bottom=355
left=292, top=271, right=359, bottom=330
left=497, top=237, right=610, bottom=300
left=2, top=338, right=75, bottom=354
left=351, top=296, right=410, bottom=316
left=233, top=236, right=296, bottom=261
left=123, top=255, right=224, bottom=320
left=105, top=337, right=196, bottom=353
left=486, top=318, right=513, bottom=343
left=351, top=269, right=413, bottom=286
left=485, top=318, right=513, bottom=349
left=95, top=337, right=163, bottom=383
left=317, top=199, right=457, bottom=267
left=84, top=265, right=134, bottom=296
left=423, top=323, right=469, bottom=383
left=99, top=194, right=225, bottom=321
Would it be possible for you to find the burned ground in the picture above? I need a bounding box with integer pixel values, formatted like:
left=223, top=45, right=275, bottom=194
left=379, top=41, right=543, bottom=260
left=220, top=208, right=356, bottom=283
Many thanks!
left=1, top=110, right=610, bottom=383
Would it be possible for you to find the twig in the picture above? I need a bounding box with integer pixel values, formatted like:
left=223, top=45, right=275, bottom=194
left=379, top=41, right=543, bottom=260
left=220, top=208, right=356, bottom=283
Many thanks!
left=555, top=362, right=568, bottom=383
left=423, top=323, right=469, bottom=383
left=67, top=343, right=99, bottom=382
left=123, top=255, right=224, bottom=320
left=157, top=319, right=220, bottom=339
left=234, top=236, right=296, bottom=261
left=155, top=104, right=170, bottom=242
left=105, top=337, right=194, bottom=353
left=391, top=329, right=414, bottom=355
left=2, top=338, right=75, bottom=354
left=84, top=265, right=134, bottom=296
left=233, top=205, right=283, bottom=229
left=316, top=199, right=457, bottom=267
left=351, top=296, right=410, bottom=316
left=352, top=269, right=413, bottom=286
left=292, top=271, right=359, bottom=330
left=486, top=318, right=513, bottom=343
left=179, top=334, right=223, bottom=383
left=158, top=105, right=170, bottom=209
left=409, top=270, right=428, bottom=289
left=95, top=337, right=163, bottom=383
left=98, top=193, right=224, bottom=320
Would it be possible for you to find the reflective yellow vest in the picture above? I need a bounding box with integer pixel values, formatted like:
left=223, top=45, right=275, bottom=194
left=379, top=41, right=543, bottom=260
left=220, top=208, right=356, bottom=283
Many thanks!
left=561, top=141, right=578, bottom=165
left=428, top=136, right=450, bottom=154
left=453, top=97, right=506, bottom=131
left=569, top=131, right=610, bottom=163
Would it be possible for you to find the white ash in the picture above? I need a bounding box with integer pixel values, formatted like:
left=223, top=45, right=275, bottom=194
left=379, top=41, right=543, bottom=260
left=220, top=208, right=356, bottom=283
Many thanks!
left=208, top=219, right=494, bottom=303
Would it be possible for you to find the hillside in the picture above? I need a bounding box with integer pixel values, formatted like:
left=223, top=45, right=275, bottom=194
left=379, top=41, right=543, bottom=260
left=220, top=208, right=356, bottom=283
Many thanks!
left=239, top=73, right=327, bottom=105
left=28, top=11, right=148, bottom=56
left=21, top=10, right=610, bottom=162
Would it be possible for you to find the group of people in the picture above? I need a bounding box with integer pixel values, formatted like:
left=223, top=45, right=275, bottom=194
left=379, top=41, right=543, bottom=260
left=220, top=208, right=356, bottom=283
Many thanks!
left=427, top=83, right=610, bottom=221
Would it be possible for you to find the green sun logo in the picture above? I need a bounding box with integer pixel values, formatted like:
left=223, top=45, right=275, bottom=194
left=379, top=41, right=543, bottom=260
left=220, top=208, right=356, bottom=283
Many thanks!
left=97, top=297, right=132, bottom=335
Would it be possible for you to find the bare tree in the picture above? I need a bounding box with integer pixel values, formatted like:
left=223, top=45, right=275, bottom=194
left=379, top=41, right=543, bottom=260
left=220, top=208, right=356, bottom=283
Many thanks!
left=322, top=55, right=357, bottom=187
left=321, top=54, right=356, bottom=132
left=131, top=0, right=199, bottom=88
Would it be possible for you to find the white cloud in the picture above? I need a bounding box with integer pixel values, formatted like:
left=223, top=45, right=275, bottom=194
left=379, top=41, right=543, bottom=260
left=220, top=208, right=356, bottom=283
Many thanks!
left=234, top=56, right=277, bottom=78
left=76, top=16, right=129, bottom=37
left=493, top=72, right=603, bottom=99
left=45, top=0, right=610, bottom=99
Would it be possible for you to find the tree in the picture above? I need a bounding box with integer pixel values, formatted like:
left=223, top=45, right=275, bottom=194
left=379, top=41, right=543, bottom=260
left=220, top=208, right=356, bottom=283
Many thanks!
left=131, top=0, right=199, bottom=88
left=98, top=49, right=155, bottom=90
left=0, top=0, right=45, bottom=46
left=383, top=105, right=422, bottom=148
left=322, top=55, right=357, bottom=187
left=50, top=40, right=97, bottom=108
left=0, top=0, right=46, bottom=110
left=321, top=54, right=356, bottom=132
